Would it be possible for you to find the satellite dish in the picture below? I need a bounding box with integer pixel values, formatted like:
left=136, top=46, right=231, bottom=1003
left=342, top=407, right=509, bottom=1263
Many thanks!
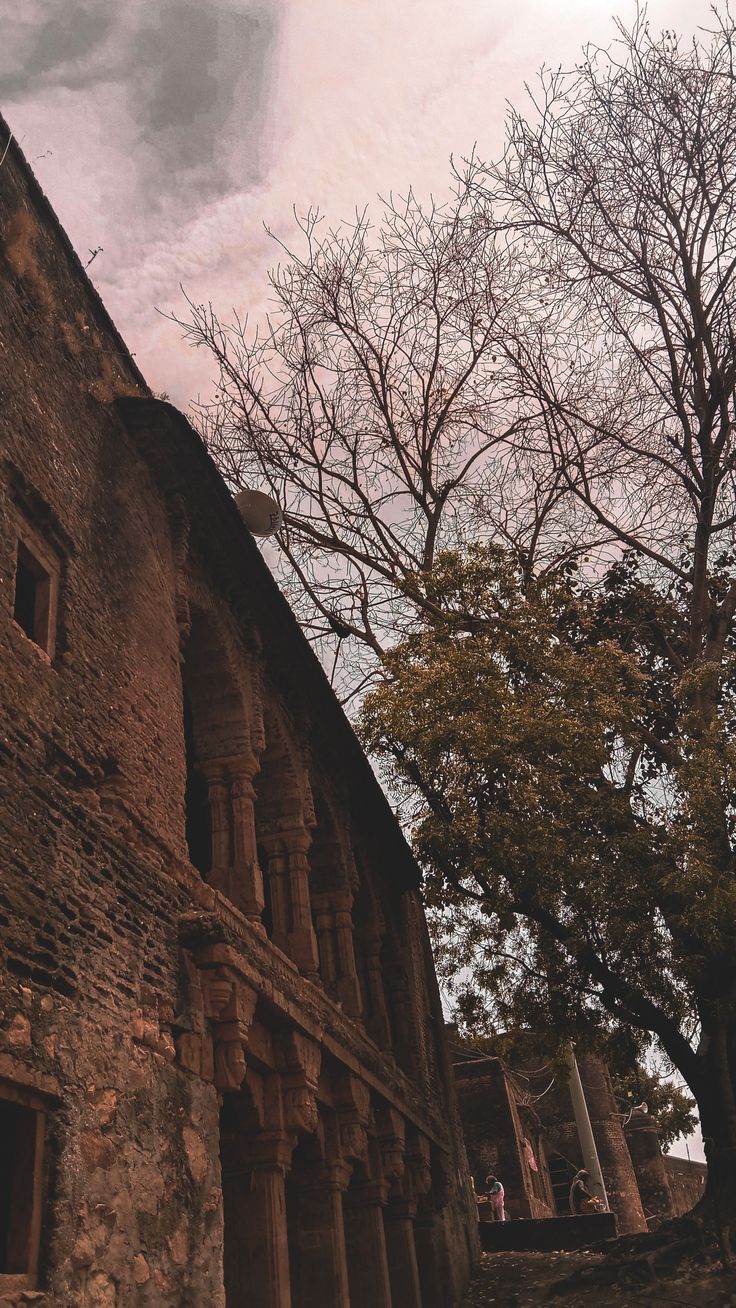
left=234, top=488, right=283, bottom=537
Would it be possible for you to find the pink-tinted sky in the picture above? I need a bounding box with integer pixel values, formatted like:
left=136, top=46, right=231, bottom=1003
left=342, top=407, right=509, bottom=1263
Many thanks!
left=2, top=0, right=711, bottom=1161
left=2, top=0, right=707, bottom=410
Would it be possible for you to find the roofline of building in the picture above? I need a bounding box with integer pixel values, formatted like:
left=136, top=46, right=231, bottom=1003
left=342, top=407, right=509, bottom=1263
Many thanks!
left=115, top=396, right=420, bottom=891
left=2, top=109, right=420, bottom=891
left=0, top=112, right=148, bottom=393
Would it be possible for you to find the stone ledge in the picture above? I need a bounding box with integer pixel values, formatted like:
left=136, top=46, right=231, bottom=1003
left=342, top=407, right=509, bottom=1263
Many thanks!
left=478, top=1212, right=618, bottom=1253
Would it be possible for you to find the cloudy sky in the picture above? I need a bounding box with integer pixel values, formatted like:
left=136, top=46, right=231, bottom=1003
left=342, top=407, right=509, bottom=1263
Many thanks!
left=1, top=0, right=711, bottom=410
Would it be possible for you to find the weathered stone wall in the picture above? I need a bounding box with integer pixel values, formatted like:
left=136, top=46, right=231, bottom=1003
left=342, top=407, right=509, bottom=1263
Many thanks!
left=0, top=122, right=229, bottom=1308
left=453, top=1058, right=553, bottom=1221
left=664, top=1157, right=707, bottom=1216
left=625, top=1112, right=675, bottom=1226
left=0, top=122, right=478, bottom=1307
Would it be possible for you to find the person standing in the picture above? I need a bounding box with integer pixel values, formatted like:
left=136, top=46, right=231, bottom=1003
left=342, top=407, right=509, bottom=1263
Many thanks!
left=484, top=1173, right=506, bottom=1221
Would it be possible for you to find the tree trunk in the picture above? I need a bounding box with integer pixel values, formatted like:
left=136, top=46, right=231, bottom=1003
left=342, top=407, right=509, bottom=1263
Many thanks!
left=691, top=1039, right=736, bottom=1266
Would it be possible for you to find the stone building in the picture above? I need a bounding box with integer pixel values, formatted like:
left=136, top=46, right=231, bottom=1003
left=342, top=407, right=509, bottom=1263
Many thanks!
left=452, top=1047, right=705, bottom=1234
left=0, top=122, right=478, bottom=1306
left=624, top=1112, right=706, bottom=1224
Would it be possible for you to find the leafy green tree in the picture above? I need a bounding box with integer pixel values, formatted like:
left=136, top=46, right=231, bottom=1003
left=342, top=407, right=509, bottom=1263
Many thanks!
left=361, top=545, right=736, bottom=1225
left=612, top=1065, right=697, bottom=1153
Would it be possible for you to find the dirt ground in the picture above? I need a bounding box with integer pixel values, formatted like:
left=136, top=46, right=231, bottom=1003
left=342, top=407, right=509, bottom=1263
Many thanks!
left=462, top=1250, right=736, bottom=1307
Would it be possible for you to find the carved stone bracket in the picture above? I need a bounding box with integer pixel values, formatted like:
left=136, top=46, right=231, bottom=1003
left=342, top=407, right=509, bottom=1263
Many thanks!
left=175, top=935, right=258, bottom=1092
left=375, top=1104, right=406, bottom=1182
left=275, top=1030, right=322, bottom=1137
left=240, top=1128, right=296, bottom=1174
left=406, top=1132, right=433, bottom=1201
left=335, top=1071, right=371, bottom=1163
left=202, top=965, right=258, bottom=1092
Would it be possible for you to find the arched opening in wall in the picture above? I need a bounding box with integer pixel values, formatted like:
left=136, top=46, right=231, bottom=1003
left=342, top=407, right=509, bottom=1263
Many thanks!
left=381, top=927, right=416, bottom=1076
left=352, top=879, right=373, bottom=1018
left=343, top=1159, right=393, bottom=1308
left=249, top=709, right=326, bottom=977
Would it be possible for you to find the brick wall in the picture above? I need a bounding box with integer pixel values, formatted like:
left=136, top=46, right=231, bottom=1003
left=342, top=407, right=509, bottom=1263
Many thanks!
left=0, top=122, right=477, bottom=1306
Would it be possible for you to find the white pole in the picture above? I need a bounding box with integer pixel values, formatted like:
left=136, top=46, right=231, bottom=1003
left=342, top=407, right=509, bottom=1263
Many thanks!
left=566, top=1045, right=609, bottom=1211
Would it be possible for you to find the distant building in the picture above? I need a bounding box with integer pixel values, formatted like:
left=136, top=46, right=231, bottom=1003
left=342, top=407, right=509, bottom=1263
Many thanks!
left=451, top=1041, right=705, bottom=1234
left=0, top=120, right=478, bottom=1306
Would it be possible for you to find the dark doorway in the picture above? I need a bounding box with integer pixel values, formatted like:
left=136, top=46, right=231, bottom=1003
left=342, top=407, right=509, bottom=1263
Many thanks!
left=0, top=1099, right=41, bottom=1275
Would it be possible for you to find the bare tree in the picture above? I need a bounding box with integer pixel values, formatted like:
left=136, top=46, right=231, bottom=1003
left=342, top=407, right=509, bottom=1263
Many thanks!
left=473, top=8, right=736, bottom=602
left=175, top=190, right=564, bottom=697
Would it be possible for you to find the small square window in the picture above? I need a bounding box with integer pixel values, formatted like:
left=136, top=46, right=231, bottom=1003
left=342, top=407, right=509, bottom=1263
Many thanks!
left=12, top=536, right=58, bottom=659
left=0, top=1096, right=46, bottom=1291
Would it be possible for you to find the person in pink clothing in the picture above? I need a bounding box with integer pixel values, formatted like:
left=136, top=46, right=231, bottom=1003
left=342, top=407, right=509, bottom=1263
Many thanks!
left=484, top=1173, right=506, bottom=1221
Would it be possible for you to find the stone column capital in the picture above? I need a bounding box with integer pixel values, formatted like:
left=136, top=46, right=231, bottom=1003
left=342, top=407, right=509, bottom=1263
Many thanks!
left=280, top=824, right=312, bottom=856
left=324, top=1158, right=354, bottom=1193
left=227, top=750, right=261, bottom=783
left=243, top=1129, right=297, bottom=1174
left=386, top=1195, right=418, bottom=1222
left=345, top=1179, right=391, bottom=1209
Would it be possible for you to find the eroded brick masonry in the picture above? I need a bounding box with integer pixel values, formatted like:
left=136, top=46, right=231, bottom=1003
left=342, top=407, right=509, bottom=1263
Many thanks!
left=0, top=123, right=479, bottom=1307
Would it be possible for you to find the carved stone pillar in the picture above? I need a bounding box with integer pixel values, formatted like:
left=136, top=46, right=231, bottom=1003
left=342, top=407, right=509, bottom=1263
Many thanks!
left=332, top=889, right=362, bottom=1017
left=383, top=1196, right=422, bottom=1308
left=230, top=754, right=265, bottom=923
left=289, top=1161, right=352, bottom=1308
left=205, top=770, right=230, bottom=895
left=363, top=930, right=391, bottom=1049
left=385, top=962, right=418, bottom=1076
left=405, top=1131, right=440, bottom=1305
left=312, top=891, right=362, bottom=1016
left=343, top=1180, right=392, bottom=1308
left=414, top=1206, right=444, bottom=1308
left=282, top=827, right=320, bottom=978
left=222, top=1131, right=294, bottom=1308
left=259, top=836, right=291, bottom=954
left=312, top=892, right=339, bottom=994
